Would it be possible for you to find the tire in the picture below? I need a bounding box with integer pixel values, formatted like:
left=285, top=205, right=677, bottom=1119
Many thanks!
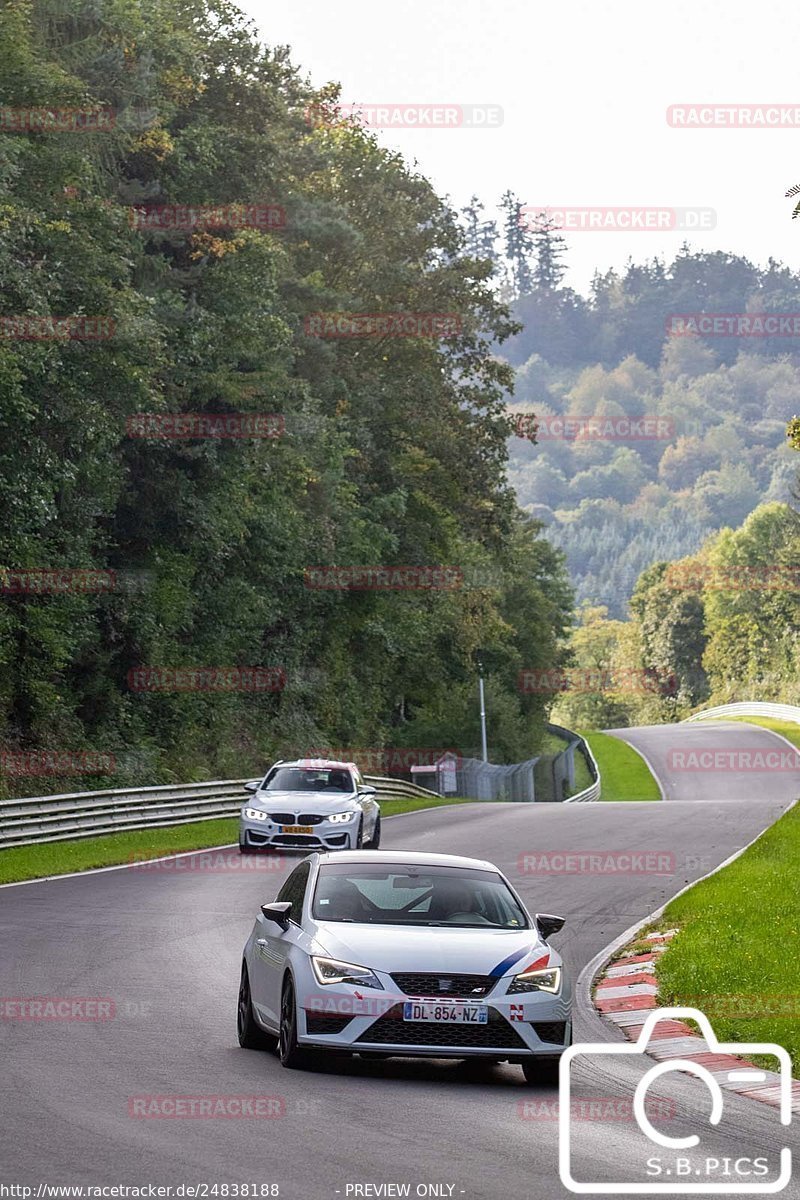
left=368, top=814, right=381, bottom=849
left=521, top=1055, right=561, bottom=1086
left=239, top=842, right=254, bottom=855
left=237, top=964, right=276, bottom=1050
left=354, top=817, right=364, bottom=850
left=278, top=976, right=316, bottom=1070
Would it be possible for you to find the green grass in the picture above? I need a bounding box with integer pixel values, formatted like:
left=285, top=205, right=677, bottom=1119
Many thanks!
left=0, top=794, right=479, bottom=886
left=566, top=744, right=595, bottom=797
left=579, top=730, right=661, bottom=801
left=656, top=801, right=800, bottom=1073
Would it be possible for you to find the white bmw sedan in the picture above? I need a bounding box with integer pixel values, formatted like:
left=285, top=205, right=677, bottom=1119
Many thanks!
left=237, top=850, right=571, bottom=1083
left=239, top=759, right=381, bottom=854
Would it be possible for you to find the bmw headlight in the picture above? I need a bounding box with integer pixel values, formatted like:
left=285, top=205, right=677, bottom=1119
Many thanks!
left=244, top=808, right=269, bottom=821
left=328, top=811, right=355, bottom=823
left=311, top=956, right=383, bottom=990
left=507, top=966, right=561, bottom=995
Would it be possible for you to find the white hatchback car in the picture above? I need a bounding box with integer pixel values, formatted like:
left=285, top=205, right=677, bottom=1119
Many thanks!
left=239, top=759, right=381, bottom=854
left=237, top=850, right=571, bottom=1084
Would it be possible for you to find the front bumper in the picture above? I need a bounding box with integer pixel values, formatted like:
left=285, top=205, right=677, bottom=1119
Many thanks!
left=296, top=981, right=571, bottom=1058
left=240, top=816, right=355, bottom=851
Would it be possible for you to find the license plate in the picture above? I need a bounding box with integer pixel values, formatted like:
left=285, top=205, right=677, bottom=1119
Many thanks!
left=402, top=1002, right=488, bottom=1024
left=280, top=825, right=313, bottom=834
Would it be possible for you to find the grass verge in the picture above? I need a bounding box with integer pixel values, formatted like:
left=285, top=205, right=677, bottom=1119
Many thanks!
left=0, top=794, right=479, bottom=886
left=580, top=730, right=661, bottom=801
left=655, top=801, right=800, bottom=1073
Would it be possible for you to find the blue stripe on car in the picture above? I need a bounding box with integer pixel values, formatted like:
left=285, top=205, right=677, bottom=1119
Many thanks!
left=489, top=946, right=532, bottom=977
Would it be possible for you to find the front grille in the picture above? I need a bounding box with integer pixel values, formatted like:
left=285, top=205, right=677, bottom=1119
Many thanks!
left=391, top=973, right=496, bottom=998
left=269, top=813, right=325, bottom=825
left=305, top=1012, right=352, bottom=1035
left=357, top=1005, right=527, bottom=1049
left=531, top=1021, right=567, bottom=1045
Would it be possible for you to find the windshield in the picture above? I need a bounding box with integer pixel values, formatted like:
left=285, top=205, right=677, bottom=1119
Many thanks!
left=262, top=766, right=354, bottom=793
left=312, top=863, right=529, bottom=928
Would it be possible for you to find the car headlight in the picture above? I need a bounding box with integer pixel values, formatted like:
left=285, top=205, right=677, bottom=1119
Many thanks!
left=243, top=808, right=269, bottom=821
left=328, top=811, right=355, bottom=823
left=311, top=956, right=383, bottom=990
left=507, top=966, right=561, bottom=995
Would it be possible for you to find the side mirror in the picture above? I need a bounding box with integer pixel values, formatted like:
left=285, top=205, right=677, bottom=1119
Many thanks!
left=244, top=780, right=260, bottom=794
left=359, top=785, right=378, bottom=797
left=261, top=901, right=292, bottom=928
left=536, top=912, right=565, bottom=940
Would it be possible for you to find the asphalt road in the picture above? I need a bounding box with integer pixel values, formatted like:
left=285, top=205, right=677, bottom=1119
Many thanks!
left=1, top=721, right=798, bottom=1199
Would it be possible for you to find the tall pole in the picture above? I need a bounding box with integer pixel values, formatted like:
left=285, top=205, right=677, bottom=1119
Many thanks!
left=478, top=659, right=488, bottom=763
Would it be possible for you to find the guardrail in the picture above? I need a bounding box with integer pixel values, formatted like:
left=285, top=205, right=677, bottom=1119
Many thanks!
left=684, top=702, right=800, bottom=725
left=0, top=774, right=439, bottom=849
left=563, top=734, right=601, bottom=803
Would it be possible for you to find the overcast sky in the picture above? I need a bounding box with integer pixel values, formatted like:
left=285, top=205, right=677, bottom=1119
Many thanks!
left=238, top=0, right=799, bottom=293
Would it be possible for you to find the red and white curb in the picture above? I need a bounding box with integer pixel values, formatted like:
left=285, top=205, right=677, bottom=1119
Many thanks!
left=593, top=929, right=800, bottom=1114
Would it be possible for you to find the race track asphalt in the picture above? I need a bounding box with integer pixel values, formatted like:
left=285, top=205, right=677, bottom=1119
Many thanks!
left=1, top=721, right=798, bottom=1199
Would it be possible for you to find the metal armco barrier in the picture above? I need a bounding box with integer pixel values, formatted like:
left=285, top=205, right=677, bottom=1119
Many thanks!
left=685, top=702, right=800, bottom=725
left=0, top=775, right=438, bottom=849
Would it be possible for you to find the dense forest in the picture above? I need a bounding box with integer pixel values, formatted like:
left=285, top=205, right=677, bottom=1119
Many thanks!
left=463, top=195, right=800, bottom=616
left=0, top=0, right=573, bottom=796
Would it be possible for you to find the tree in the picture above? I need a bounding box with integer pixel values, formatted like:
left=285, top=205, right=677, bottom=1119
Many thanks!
left=528, top=210, right=568, bottom=291
left=500, top=189, right=535, bottom=297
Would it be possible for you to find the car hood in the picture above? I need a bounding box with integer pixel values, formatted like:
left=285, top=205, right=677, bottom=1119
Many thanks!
left=244, top=789, right=356, bottom=812
left=310, top=922, right=551, bottom=976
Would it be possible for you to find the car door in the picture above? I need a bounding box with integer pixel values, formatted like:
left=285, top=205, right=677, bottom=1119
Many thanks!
left=250, top=862, right=311, bottom=1028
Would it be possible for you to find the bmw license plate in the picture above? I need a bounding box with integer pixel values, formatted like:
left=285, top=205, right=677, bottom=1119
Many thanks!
left=402, top=1002, right=488, bottom=1023
left=281, top=825, right=313, bottom=834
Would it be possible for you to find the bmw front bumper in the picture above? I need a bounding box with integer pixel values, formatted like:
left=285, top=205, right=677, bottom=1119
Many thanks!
left=240, top=814, right=357, bottom=852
